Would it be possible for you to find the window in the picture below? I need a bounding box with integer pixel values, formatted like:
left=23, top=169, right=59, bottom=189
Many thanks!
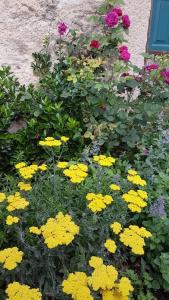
left=148, top=0, right=169, bottom=51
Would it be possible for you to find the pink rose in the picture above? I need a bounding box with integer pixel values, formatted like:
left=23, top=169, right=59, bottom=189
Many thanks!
left=119, top=50, right=131, bottom=62
left=119, top=45, right=128, bottom=53
left=122, top=15, right=131, bottom=29
left=145, top=64, right=159, bottom=72
left=104, top=11, right=119, bottom=27
left=57, top=22, right=68, bottom=35
left=111, top=7, right=123, bottom=17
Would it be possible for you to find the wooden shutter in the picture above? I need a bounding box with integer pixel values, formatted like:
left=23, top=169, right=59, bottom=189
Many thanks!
left=148, top=0, right=169, bottom=51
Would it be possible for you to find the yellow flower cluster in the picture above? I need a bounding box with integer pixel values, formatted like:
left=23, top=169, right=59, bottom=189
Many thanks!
left=15, top=162, right=27, bottom=169
left=127, top=169, right=147, bottom=186
left=17, top=164, right=39, bottom=179
left=110, top=184, right=121, bottom=191
left=0, top=192, right=6, bottom=202
left=30, top=212, right=79, bottom=248
left=57, top=161, right=69, bottom=169
left=104, top=239, right=117, bottom=254
left=38, top=164, right=48, bottom=171
left=86, top=193, right=113, bottom=213
left=63, top=163, right=88, bottom=183
left=6, top=282, right=42, bottom=300
left=62, top=272, right=93, bottom=300
left=6, top=215, right=20, bottom=226
left=93, top=155, right=116, bottom=167
left=18, top=182, right=32, bottom=191
left=102, top=277, right=134, bottom=300
left=39, top=136, right=69, bottom=147
left=120, top=225, right=152, bottom=255
left=122, top=189, right=148, bottom=213
left=7, top=192, right=29, bottom=212
left=110, top=222, right=122, bottom=235
left=0, top=247, right=23, bottom=270
left=62, top=257, right=134, bottom=300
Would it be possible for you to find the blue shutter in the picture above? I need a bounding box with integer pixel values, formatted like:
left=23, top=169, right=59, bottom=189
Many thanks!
left=148, top=0, right=169, bottom=51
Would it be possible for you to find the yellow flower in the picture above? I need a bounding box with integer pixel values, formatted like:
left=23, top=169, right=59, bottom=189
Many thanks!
left=0, top=247, right=23, bottom=270
left=102, top=277, right=134, bottom=300
left=6, top=282, right=42, bottom=300
left=18, top=164, right=39, bottom=180
left=62, top=272, right=93, bottom=300
left=39, top=137, right=62, bottom=147
left=63, top=163, right=88, bottom=184
left=6, top=215, right=19, bottom=226
left=0, top=192, right=6, bottom=203
left=29, top=226, right=41, bottom=235
left=110, top=184, right=121, bottom=191
left=15, top=162, right=27, bottom=169
left=104, top=239, right=117, bottom=254
left=86, top=193, right=113, bottom=213
left=40, top=212, right=79, bottom=248
left=127, top=171, right=147, bottom=186
left=61, top=136, right=69, bottom=142
left=127, top=169, right=138, bottom=176
left=93, top=155, right=116, bottom=167
left=57, top=161, right=69, bottom=169
left=38, top=164, right=47, bottom=171
left=122, top=189, right=148, bottom=213
left=89, top=256, right=103, bottom=269
left=110, top=222, right=122, bottom=234
left=67, top=74, right=78, bottom=84
left=18, top=182, right=32, bottom=191
left=7, top=192, right=29, bottom=212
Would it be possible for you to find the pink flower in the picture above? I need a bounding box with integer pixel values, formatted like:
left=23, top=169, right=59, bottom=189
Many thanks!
left=119, top=45, right=128, bottom=53
left=111, top=7, right=123, bottom=16
left=145, top=64, right=159, bottom=72
left=104, top=11, right=119, bottom=27
left=119, top=50, right=131, bottom=62
left=90, top=40, right=100, bottom=49
left=122, top=15, right=131, bottom=29
left=57, top=22, right=68, bottom=35
left=161, top=69, right=169, bottom=84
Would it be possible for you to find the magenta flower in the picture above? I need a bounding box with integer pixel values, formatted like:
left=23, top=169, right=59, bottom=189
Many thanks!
left=161, top=69, right=169, bottom=84
left=111, top=7, right=123, bottom=17
left=145, top=64, right=159, bottom=72
left=119, top=45, right=128, bottom=53
left=57, top=22, right=68, bottom=36
left=120, top=50, right=131, bottom=61
left=104, top=11, right=119, bottom=27
left=122, top=15, right=131, bottom=29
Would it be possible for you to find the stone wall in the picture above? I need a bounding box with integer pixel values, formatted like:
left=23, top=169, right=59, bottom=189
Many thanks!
left=0, top=0, right=151, bottom=84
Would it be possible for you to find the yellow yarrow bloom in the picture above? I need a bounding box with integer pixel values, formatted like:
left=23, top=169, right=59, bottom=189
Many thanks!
left=40, top=212, right=79, bottom=249
left=6, top=282, right=42, bottom=300
left=104, top=239, right=117, bottom=254
left=29, top=226, right=41, bottom=235
left=18, top=164, right=39, bottom=180
left=122, top=189, right=148, bottom=213
left=93, top=155, right=116, bottom=167
left=110, top=184, right=121, bottom=191
left=39, top=137, right=62, bottom=147
left=127, top=169, right=137, bottom=176
left=0, top=192, right=6, bottom=203
left=18, top=182, right=32, bottom=191
left=127, top=170, right=147, bottom=187
left=7, top=192, right=29, bottom=212
left=62, top=272, right=93, bottom=300
left=0, top=247, right=23, bottom=270
left=120, top=225, right=152, bottom=255
left=15, top=162, right=27, bottom=169
left=38, top=164, right=47, bottom=171
left=89, top=256, right=103, bottom=269
left=61, top=136, right=69, bottom=142
left=57, top=161, right=69, bottom=169
left=86, top=193, right=113, bottom=213
left=110, top=222, right=122, bottom=235
left=6, top=215, right=19, bottom=226
left=63, top=163, right=88, bottom=184
left=102, top=277, right=134, bottom=300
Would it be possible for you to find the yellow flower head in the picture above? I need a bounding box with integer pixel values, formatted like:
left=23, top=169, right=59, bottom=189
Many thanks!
left=86, top=193, right=113, bottom=213
left=6, top=282, right=42, bottom=300
left=18, top=182, right=32, bottom=191
left=61, top=136, right=69, bottom=142
left=104, top=239, right=117, bottom=254
left=29, top=226, right=41, bottom=235
left=93, top=155, right=116, bottom=167
left=6, top=215, right=20, bottom=226
left=63, top=163, right=88, bottom=184
left=0, top=192, right=6, bottom=203
left=110, top=222, right=122, bottom=235
left=0, top=247, right=23, bottom=270
left=57, top=161, right=69, bottom=169
left=38, top=164, right=47, bottom=171
left=62, top=272, right=93, bottom=300
left=122, top=189, right=148, bottom=213
left=110, top=184, right=121, bottom=191
left=15, top=162, right=27, bottom=169
left=127, top=170, right=147, bottom=186
left=7, top=192, right=29, bottom=212
left=39, top=137, right=62, bottom=147
left=40, top=212, right=79, bottom=248
left=18, top=164, right=39, bottom=180
left=89, top=256, right=103, bottom=269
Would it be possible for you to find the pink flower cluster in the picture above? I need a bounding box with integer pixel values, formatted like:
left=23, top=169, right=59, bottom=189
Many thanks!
left=145, top=64, right=159, bottom=72
left=104, top=6, right=131, bottom=29
left=119, top=46, right=131, bottom=62
left=161, top=69, right=169, bottom=84
left=57, top=22, right=68, bottom=36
